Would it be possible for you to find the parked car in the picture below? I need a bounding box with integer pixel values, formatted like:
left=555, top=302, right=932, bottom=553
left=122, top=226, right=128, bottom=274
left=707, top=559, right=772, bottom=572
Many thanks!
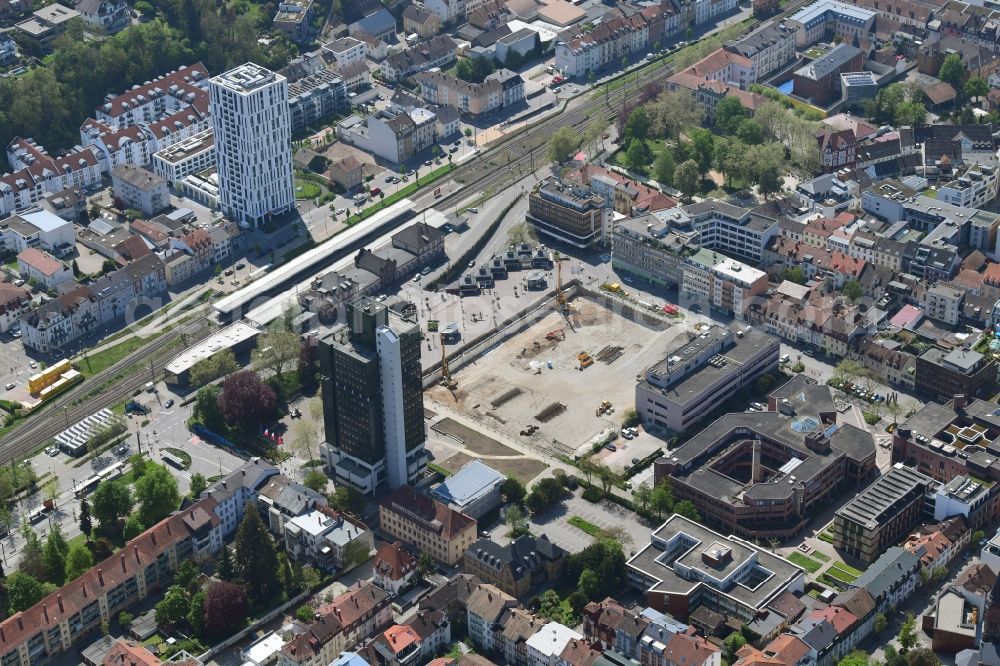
left=4, top=383, right=13, bottom=391
left=28, top=361, right=36, bottom=369
left=605, top=443, right=617, bottom=452
left=165, top=399, right=174, bottom=408
left=421, top=266, right=432, bottom=276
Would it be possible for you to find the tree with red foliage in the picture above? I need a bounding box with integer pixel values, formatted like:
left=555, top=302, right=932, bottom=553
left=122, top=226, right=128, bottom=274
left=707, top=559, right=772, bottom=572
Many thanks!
left=202, top=581, right=247, bottom=638
left=217, top=370, right=277, bottom=429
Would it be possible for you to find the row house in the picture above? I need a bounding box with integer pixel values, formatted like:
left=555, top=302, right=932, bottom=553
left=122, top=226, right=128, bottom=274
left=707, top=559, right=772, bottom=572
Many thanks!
left=667, top=48, right=757, bottom=95
left=845, top=337, right=916, bottom=389
left=364, top=612, right=451, bottom=665
left=279, top=583, right=393, bottom=666
left=554, top=3, right=677, bottom=78
left=381, top=35, right=456, bottom=82
left=284, top=506, right=374, bottom=572
left=465, top=584, right=518, bottom=653
left=413, top=69, right=525, bottom=117
left=20, top=254, right=166, bottom=353
left=80, top=105, right=211, bottom=173
left=0, top=283, right=30, bottom=333
left=726, top=22, right=796, bottom=77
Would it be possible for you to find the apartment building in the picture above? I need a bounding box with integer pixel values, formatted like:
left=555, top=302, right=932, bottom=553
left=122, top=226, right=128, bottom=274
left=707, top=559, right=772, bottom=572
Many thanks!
left=726, top=22, right=796, bottom=77
left=413, top=69, right=524, bottom=116
left=279, top=583, right=393, bottom=666
left=210, top=63, right=294, bottom=228
left=284, top=506, right=374, bottom=571
left=379, top=485, right=477, bottom=566
left=636, top=324, right=778, bottom=432
left=402, top=5, right=442, bottom=38
left=15, top=3, right=79, bottom=53
left=152, top=130, right=215, bottom=183
left=288, top=70, right=348, bottom=133
left=527, top=178, right=608, bottom=248
left=273, top=0, right=315, bottom=43
left=466, top=584, right=518, bottom=652
left=0, top=283, right=31, bottom=333
left=111, top=165, right=169, bottom=217
left=373, top=541, right=418, bottom=595
left=611, top=215, right=697, bottom=287
left=914, top=348, right=996, bottom=401
left=337, top=108, right=436, bottom=165
left=0, top=144, right=103, bottom=218
left=925, top=284, right=965, bottom=326
left=0, top=207, right=75, bottom=256
left=832, top=464, right=937, bottom=564
left=463, top=535, right=565, bottom=598
left=381, top=35, right=456, bottom=82
left=681, top=250, right=768, bottom=317
left=936, top=165, right=999, bottom=209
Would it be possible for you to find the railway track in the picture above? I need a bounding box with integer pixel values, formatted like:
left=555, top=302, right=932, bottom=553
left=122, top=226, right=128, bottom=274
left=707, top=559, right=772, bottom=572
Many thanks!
left=0, top=318, right=213, bottom=464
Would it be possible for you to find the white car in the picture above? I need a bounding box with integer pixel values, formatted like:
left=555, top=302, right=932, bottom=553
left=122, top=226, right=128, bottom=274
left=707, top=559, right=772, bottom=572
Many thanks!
left=412, top=275, right=421, bottom=283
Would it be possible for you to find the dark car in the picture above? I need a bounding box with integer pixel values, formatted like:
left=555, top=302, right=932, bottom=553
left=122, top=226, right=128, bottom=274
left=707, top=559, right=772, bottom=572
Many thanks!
left=164, top=399, right=174, bottom=408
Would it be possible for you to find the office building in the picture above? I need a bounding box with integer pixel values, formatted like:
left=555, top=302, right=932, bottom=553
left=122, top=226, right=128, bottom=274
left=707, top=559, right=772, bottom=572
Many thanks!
left=319, top=297, right=426, bottom=493
left=654, top=376, right=877, bottom=539
left=914, top=348, right=995, bottom=401
left=209, top=63, right=294, bottom=228
left=430, top=459, right=505, bottom=519
left=832, top=463, right=937, bottom=563
left=527, top=177, right=609, bottom=248
left=637, top=324, right=779, bottom=432
left=626, top=514, right=805, bottom=622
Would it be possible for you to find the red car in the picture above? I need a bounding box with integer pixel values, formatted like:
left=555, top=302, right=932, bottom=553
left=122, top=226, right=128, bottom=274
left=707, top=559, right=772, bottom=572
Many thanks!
left=370, top=187, right=382, bottom=196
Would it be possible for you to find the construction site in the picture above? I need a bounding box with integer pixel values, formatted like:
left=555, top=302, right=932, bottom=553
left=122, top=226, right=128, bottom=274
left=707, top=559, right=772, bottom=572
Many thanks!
left=425, top=290, right=689, bottom=459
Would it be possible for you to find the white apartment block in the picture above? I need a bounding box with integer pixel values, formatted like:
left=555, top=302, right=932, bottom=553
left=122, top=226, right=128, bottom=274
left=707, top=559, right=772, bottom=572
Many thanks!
left=210, top=63, right=295, bottom=228
left=924, top=284, right=964, bottom=326
left=423, top=0, right=464, bottom=23
left=936, top=164, right=999, bottom=209
left=152, top=129, right=216, bottom=183
left=322, top=37, right=366, bottom=67
left=1, top=142, right=103, bottom=217
left=787, top=0, right=876, bottom=47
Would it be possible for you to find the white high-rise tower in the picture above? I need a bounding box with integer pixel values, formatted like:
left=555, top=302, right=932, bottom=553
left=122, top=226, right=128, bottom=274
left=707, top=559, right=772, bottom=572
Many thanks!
left=209, top=62, right=294, bottom=228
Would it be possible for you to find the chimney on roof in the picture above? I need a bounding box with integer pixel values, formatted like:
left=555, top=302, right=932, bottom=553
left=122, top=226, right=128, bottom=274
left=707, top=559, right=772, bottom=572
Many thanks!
left=16, top=619, right=22, bottom=632
left=166, top=523, right=171, bottom=535
left=57, top=595, right=64, bottom=613
left=42, top=606, right=47, bottom=623
left=1, top=626, right=6, bottom=642
left=82, top=581, right=87, bottom=598
left=121, top=554, right=127, bottom=573
left=134, top=546, right=140, bottom=564
left=151, top=532, right=157, bottom=546
left=97, top=569, right=104, bottom=586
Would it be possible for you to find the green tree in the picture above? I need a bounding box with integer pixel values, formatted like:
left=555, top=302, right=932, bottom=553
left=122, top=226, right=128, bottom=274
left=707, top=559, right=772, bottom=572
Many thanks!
left=252, top=322, right=301, bottom=379
left=189, top=349, right=238, bottom=387
left=938, top=53, right=965, bottom=86
left=690, top=129, right=716, bottom=175
left=736, top=119, right=765, bottom=145
left=843, top=280, right=863, bottom=302
left=135, top=464, right=180, bottom=526
left=155, top=585, right=190, bottom=626
left=193, top=385, right=225, bottom=432
left=417, top=552, right=435, bottom=579
left=216, top=546, right=234, bottom=581
left=547, top=126, right=582, bottom=164
left=328, top=486, right=367, bottom=516
left=674, top=500, right=700, bottom=522
left=873, top=612, right=888, bottom=634
left=189, top=473, right=207, bottom=498
left=898, top=612, right=918, bottom=654
left=782, top=266, right=807, bottom=284
left=18, top=527, right=45, bottom=581
left=296, top=605, right=314, bottom=622
left=7, top=572, right=45, bottom=613
left=623, top=107, right=650, bottom=143
left=506, top=505, right=530, bottom=538
left=65, top=543, right=94, bottom=581
left=633, top=484, right=653, bottom=513
left=91, top=479, right=133, bottom=527
left=500, top=477, right=526, bottom=505
left=715, top=95, right=748, bottom=135
left=578, top=568, right=600, bottom=600
left=123, top=514, right=144, bottom=541
left=838, top=650, right=871, bottom=666
left=724, top=632, right=747, bottom=658
left=673, top=160, right=700, bottom=200
left=626, top=139, right=651, bottom=170
left=43, top=524, right=69, bottom=584
left=965, top=77, right=989, bottom=102
left=905, top=648, right=940, bottom=666
left=188, top=590, right=206, bottom=637
left=233, top=507, right=280, bottom=601
left=653, top=150, right=676, bottom=186
left=651, top=482, right=674, bottom=519
left=302, top=469, right=328, bottom=494
left=78, top=498, right=92, bottom=538
left=756, top=163, right=783, bottom=199
left=895, top=100, right=927, bottom=127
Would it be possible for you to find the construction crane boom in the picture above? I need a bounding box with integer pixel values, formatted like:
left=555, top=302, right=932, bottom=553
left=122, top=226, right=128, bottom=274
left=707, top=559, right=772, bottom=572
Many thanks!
left=440, top=332, right=456, bottom=390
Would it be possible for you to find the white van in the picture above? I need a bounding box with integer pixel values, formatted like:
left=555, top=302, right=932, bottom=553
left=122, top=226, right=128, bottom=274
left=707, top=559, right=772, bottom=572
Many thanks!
left=145, top=382, right=156, bottom=393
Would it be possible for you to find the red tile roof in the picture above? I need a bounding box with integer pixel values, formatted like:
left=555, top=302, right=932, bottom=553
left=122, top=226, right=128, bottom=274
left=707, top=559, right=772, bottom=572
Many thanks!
left=374, top=541, right=417, bottom=582
left=18, top=247, right=64, bottom=276
left=103, top=639, right=160, bottom=666
left=808, top=606, right=857, bottom=635
left=381, top=485, right=476, bottom=540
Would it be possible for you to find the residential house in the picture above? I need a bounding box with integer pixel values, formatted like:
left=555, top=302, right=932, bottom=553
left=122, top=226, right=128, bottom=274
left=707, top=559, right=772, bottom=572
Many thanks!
left=403, top=5, right=442, bottom=38
left=0, top=282, right=30, bottom=333
left=373, top=541, right=418, bottom=595
left=525, top=623, right=585, bottom=666
left=74, top=0, right=127, bottom=32
left=111, top=165, right=169, bottom=217
left=329, top=156, right=366, bottom=192
left=850, top=547, right=921, bottom=613
left=17, top=247, right=72, bottom=291
left=466, top=584, right=518, bottom=653
left=413, top=69, right=525, bottom=116
left=284, top=506, right=373, bottom=572
left=382, top=36, right=457, bottom=82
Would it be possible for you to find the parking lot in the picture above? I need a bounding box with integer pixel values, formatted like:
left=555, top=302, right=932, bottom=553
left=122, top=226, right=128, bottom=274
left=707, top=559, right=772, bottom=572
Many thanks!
left=490, top=489, right=655, bottom=555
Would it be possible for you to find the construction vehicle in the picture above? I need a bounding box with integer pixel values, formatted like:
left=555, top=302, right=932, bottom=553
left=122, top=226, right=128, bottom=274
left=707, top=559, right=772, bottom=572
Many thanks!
left=545, top=328, right=565, bottom=341
left=596, top=400, right=612, bottom=416
left=439, top=332, right=457, bottom=391
left=578, top=351, right=593, bottom=369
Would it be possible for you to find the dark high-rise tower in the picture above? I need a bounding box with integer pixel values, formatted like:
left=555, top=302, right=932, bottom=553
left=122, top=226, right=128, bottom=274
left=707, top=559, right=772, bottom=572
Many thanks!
left=318, top=296, right=425, bottom=493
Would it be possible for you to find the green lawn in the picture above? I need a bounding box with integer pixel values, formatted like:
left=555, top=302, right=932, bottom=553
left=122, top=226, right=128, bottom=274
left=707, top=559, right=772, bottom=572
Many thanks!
left=79, top=336, right=154, bottom=378
left=825, top=564, right=860, bottom=584
left=923, top=188, right=938, bottom=199
left=610, top=138, right=670, bottom=176
left=427, top=462, right=451, bottom=477
left=787, top=552, right=823, bottom=573
left=294, top=180, right=322, bottom=199
left=812, top=551, right=831, bottom=562
left=568, top=516, right=603, bottom=537
left=834, top=562, right=865, bottom=577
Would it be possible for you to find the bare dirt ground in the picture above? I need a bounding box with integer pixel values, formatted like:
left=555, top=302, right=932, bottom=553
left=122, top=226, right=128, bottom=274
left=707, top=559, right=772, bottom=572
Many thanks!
left=426, top=297, right=688, bottom=458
